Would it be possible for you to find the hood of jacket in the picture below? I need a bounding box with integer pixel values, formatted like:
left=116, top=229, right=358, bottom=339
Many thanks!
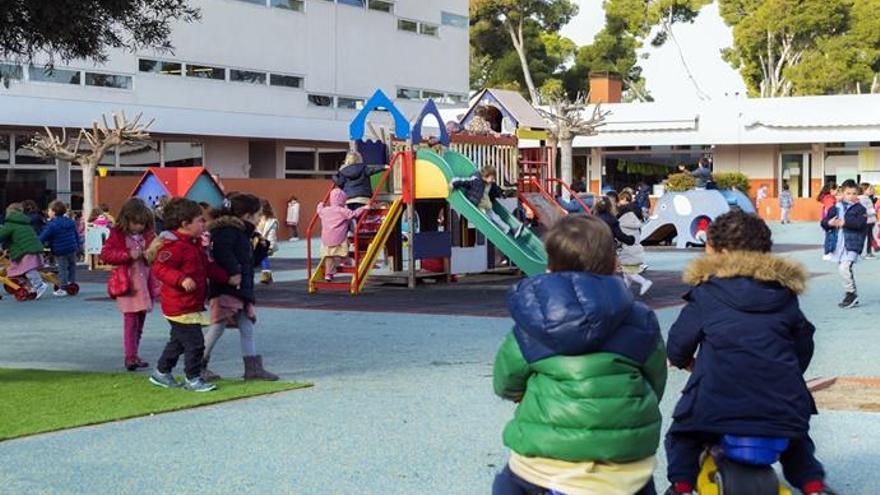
left=684, top=251, right=807, bottom=312
left=4, top=212, right=30, bottom=225
left=328, top=188, right=348, bottom=207
left=208, top=215, right=247, bottom=232
left=507, top=272, right=635, bottom=363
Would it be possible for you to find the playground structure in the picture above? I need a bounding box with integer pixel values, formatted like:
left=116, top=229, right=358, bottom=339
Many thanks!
left=0, top=252, right=79, bottom=301
left=306, top=88, right=568, bottom=295
left=131, top=167, right=225, bottom=209
left=641, top=188, right=756, bottom=248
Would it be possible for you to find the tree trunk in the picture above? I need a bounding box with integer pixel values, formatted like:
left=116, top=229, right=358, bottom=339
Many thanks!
left=81, top=160, right=96, bottom=220
left=560, top=138, right=573, bottom=201
left=508, top=21, right=540, bottom=105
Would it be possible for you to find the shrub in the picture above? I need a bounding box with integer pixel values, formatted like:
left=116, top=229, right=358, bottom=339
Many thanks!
left=713, top=172, right=751, bottom=192
left=666, top=172, right=696, bottom=192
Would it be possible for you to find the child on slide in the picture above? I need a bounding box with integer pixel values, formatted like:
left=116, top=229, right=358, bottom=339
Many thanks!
left=449, top=164, right=524, bottom=238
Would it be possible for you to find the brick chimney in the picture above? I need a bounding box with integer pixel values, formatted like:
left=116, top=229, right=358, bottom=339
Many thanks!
left=589, top=71, right=622, bottom=104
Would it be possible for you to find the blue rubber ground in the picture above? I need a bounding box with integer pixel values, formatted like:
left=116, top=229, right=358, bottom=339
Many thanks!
left=1, top=223, right=878, bottom=494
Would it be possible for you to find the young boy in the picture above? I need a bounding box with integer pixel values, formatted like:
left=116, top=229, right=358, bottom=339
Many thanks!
left=821, top=179, right=866, bottom=309
left=39, top=200, right=81, bottom=296
left=450, top=164, right=524, bottom=238
left=493, top=215, right=666, bottom=495
left=665, top=211, right=835, bottom=495
left=148, top=198, right=237, bottom=392
left=779, top=183, right=793, bottom=224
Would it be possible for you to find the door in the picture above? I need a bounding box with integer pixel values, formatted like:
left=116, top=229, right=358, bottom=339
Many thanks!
left=780, top=152, right=811, bottom=198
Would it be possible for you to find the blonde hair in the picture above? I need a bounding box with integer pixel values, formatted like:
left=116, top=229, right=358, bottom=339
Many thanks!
left=343, top=151, right=363, bottom=167
left=6, top=202, right=23, bottom=215
left=479, top=164, right=497, bottom=178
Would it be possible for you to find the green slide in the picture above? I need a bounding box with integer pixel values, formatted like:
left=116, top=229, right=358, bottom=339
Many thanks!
left=417, top=149, right=547, bottom=276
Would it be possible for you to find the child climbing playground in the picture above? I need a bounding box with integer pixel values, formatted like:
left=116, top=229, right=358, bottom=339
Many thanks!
left=450, top=164, right=524, bottom=238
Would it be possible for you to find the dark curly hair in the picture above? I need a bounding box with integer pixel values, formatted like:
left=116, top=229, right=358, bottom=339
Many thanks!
left=708, top=210, right=772, bottom=253
left=162, top=198, right=202, bottom=231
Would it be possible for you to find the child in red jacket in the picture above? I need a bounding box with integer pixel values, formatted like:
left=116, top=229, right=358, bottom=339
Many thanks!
left=147, top=198, right=236, bottom=392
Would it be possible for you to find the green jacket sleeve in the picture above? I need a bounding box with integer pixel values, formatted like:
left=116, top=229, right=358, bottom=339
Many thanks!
left=493, top=331, right=531, bottom=401
left=0, top=223, right=9, bottom=242
left=642, top=339, right=668, bottom=402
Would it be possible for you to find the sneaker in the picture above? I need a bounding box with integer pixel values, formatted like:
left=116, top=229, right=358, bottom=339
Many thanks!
left=803, top=480, right=839, bottom=495
left=639, top=280, right=654, bottom=296
left=149, top=369, right=181, bottom=388
left=822, top=254, right=832, bottom=261
left=52, top=289, right=68, bottom=297
left=513, top=223, right=526, bottom=238
left=638, top=263, right=649, bottom=273
left=183, top=376, right=217, bottom=392
left=33, top=282, right=49, bottom=300
left=865, top=254, right=876, bottom=260
left=838, top=292, right=859, bottom=309
left=323, top=274, right=335, bottom=282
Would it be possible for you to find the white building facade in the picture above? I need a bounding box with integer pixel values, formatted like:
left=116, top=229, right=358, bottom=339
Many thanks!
left=0, top=0, right=469, bottom=208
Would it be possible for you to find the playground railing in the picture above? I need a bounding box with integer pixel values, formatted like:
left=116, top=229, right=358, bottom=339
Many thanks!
left=545, top=178, right=592, bottom=215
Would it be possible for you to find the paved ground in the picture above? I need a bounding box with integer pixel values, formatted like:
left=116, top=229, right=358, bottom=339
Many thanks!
left=1, top=222, right=879, bottom=494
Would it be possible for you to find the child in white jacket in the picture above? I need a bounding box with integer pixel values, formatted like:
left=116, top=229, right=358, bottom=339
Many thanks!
left=618, top=191, right=652, bottom=296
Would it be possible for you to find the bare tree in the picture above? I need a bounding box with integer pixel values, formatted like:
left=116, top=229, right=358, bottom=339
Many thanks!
left=27, top=112, right=153, bottom=218
left=537, top=94, right=610, bottom=197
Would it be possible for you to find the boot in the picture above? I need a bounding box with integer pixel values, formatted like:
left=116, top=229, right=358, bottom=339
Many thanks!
left=200, top=356, right=222, bottom=381
left=259, top=271, right=273, bottom=285
left=243, top=355, right=279, bottom=381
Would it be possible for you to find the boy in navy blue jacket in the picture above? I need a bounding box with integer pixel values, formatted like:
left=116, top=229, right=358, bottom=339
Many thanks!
left=39, top=200, right=81, bottom=296
left=665, top=211, right=835, bottom=495
left=821, top=179, right=866, bottom=309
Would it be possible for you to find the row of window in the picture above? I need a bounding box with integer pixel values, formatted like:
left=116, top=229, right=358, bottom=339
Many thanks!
left=284, top=148, right=348, bottom=178
left=397, top=87, right=467, bottom=105
left=139, top=59, right=303, bottom=89
left=0, top=63, right=132, bottom=89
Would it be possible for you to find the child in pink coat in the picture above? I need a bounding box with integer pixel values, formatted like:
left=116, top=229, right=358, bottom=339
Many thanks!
left=317, top=188, right=367, bottom=281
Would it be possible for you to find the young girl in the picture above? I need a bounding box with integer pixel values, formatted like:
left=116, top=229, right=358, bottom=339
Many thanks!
left=88, top=207, right=112, bottom=228
left=286, top=196, right=300, bottom=240
left=0, top=203, right=50, bottom=299
left=618, top=191, right=653, bottom=296
left=201, top=193, right=278, bottom=381
left=332, top=151, right=387, bottom=211
left=257, top=199, right=279, bottom=284
left=100, top=198, right=157, bottom=371
left=317, top=188, right=368, bottom=282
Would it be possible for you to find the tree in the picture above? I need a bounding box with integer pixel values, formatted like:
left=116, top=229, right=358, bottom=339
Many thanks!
left=27, top=113, right=153, bottom=220
left=470, top=0, right=578, bottom=104
left=0, top=0, right=200, bottom=65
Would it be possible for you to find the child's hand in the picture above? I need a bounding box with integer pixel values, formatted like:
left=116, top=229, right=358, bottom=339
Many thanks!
left=181, top=277, right=196, bottom=292
left=228, top=274, right=242, bottom=287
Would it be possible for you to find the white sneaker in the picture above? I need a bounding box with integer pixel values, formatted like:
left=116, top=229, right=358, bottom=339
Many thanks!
left=53, top=289, right=68, bottom=297
left=822, top=254, right=832, bottom=261
left=34, top=283, right=49, bottom=300
left=639, top=280, right=654, bottom=296
left=638, top=263, right=649, bottom=273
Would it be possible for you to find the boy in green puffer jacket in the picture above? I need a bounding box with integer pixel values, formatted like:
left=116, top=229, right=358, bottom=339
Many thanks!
left=493, top=215, right=667, bottom=495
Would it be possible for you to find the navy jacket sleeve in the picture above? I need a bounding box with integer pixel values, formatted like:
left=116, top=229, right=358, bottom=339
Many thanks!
left=667, top=291, right=704, bottom=368
left=791, top=309, right=816, bottom=373
left=610, top=218, right=635, bottom=246
left=844, top=204, right=867, bottom=231
left=211, top=231, right=243, bottom=277
left=331, top=173, right=345, bottom=188
left=488, top=183, right=504, bottom=201
left=819, top=207, right=836, bottom=231
left=366, top=164, right=387, bottom=176
left=38, top=221, right=55, bottom=244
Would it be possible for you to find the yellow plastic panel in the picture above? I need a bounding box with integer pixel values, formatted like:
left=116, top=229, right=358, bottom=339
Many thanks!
left=415, top=158, right=449, bottom=199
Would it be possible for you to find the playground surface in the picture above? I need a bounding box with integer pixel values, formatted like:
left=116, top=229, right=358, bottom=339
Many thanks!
left=1, top=222, right=880, bottom=494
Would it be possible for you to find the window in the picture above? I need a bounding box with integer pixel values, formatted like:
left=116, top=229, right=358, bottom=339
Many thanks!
left=337, top=97, right=365, bottom=110
left=85, top=72, right=133, bottom=89
left=397, top=19, right=418, bottom=33
left=119, top=140, right=161, bottom=167
left=0, top=134, right=9, bottom=164
left=0, top=170, right=58, bottom=212
left=445, top=93, right=467, bottom=104
left=270, top=0, right=304, bottom=11
left=186, top=64, right=226, bottom=80
left=285, top=151, right=315, bottom=174
left=14, top=133, right=55, bottom=165
left=235, top=0, right=265, bottom=4
left=163, top=142, right=203, bottom=167
left=318, top=151, right=347, bottom=172
left=338, top=0, right=365, bottom=6
left=270, top=74, right=303, bottom=88
left=419, top=23, right=439, bottom=36
left=308, top=94, right=334, bottom=107
left=368, top=0, right=393, bottom=12
left=780, top=152, right=810, bottom=198
left=139, top=59, right=183, bottom=76
left=422, top=90, right=444, bottom=101
left=28, top=66, right=81, bottom=85
left=441, top=11, right=468, bottom=28
left=0, top=63, right=23, bottom=81
left=396, top=87, right=420, bottom=100
left=230, top=69, right=266, bottom=85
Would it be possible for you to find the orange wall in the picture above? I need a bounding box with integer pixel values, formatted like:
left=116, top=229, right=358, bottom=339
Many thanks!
left=96, top=177, right=332, bottom=238
left=590, top=180, right=601, bottom=195
left=755, top=197, right=822, bottom=222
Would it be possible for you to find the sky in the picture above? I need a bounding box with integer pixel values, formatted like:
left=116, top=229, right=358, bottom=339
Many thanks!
left=560, top=1, right=748, bottom=103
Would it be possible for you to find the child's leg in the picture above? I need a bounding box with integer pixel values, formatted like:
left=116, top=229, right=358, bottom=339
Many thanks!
left=325, top=256, right=340, bottom=275
left=24, top=269, right=43, bottom=289
left=838, top=260, right=856, bottom=294
left=237, top=312, right=258, bottom=357
left=123, top=312, right=140, bottom=362
left=291, top=224, right=298, bottom=239
left=865, top=226, right=873, bottom=255
left=135, top=312, right=147, bottom=353
left=665, top=431, right=713, bottom=489
left=157, top=321, right=186, bottom=374
left=66, top=254, right=77, bottom=285
left=622, top=272, right=633, bottom=288
left=628, top=273, right=650, bottom=287
left=261, top=257, right=271, bottom=272
left=823, top=232, right=835, bottom=255
left=56, top=255, right=70, bottom=287
left=483, top=208, right=511, bottom=233
left=203, top=322, right=226, bottom=360
left=779, top=434, right=826, bottom=492
left=491, top=465, right=544, bottom=495
left=177, top=323, right=206, bottom=380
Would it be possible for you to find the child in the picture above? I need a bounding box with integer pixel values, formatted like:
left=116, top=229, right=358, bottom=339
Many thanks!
left=618, top=191, right=653, bottom=295
left=592, top=195, right=635, bottom=247
left=821, top=180, right=866, bottom=309
left=779, top=183, right=793, bottom=224
left=0, top=203, right=49, bottom=299
left=317, top=188, right=368, bottom=281
left=148, top=198, right=235, bottom=392
left=332, top=151, right=387, bottom=211
left=256, top=199, right=279, bottom=284
left=858, top=182, right=876, bottom=260
left=450, top=164, right=524, bottom=238
left=493, top=215, right=666, bottom=495
left=665, top=210, right=835, bottom=495
left=39, top=200, right=81, bottom=296
left=286, top=196, right=301, bottom=240
left=821, top=187, right=843, bottom=261
left=101, top=198, right=157, bottom=371
left=201, top=193, right=279, bottom=381
left=21, top=199, right=46, bottom=234
left=88, top=207, right=112, bottom=228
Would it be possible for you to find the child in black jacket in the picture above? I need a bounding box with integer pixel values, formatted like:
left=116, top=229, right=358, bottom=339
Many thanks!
left=450, top=164, right=524, bottom=238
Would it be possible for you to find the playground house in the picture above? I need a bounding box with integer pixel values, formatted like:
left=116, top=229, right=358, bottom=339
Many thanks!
left=131, top=167, right=225, bottom=208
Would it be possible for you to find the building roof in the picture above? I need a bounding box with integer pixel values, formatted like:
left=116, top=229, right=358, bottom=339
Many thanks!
left=572, top=93, right=880, bottom=148
left=462, top=89, right=547, bottom=130
left=138, top=167, right=215, bottom=197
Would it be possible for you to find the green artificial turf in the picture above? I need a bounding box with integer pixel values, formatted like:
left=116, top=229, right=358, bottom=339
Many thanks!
left=0, top=368, right=312, bottom=441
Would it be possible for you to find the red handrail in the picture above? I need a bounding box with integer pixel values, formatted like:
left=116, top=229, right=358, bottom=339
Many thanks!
left=517, top=177, right=567, bottom=219
left=545, top=178, right=592, bottom=215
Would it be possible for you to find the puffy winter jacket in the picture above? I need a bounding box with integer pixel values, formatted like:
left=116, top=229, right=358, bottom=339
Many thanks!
left=596, top=211, right=635, bottom=246
left=39, top=216, right=81, bottom=256
left=150, top=230, right=228, bottom=317
left=495, top=272, right=667, bottom=463
left=0, top=212, right=45, bottom=261
left=208, top=216, right=257, bottom=304
left=820, top=201, right=867, bottom=254
left=332, top=163, right=386, bottom=203
left=450, top=172, right=503, bottom=208
left=618, top=210, right=644, bottom=266
left=668, top=251, right=816, bottom=438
